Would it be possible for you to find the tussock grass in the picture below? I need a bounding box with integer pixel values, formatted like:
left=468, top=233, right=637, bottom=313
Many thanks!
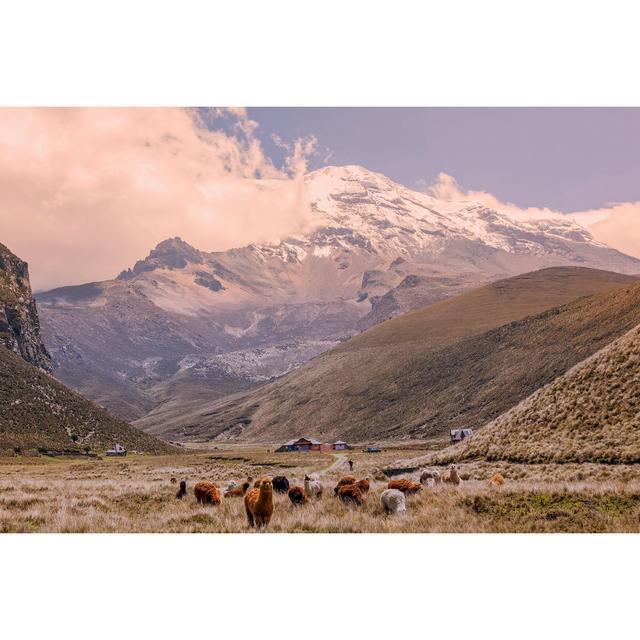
left=429, top=323, right=640, bottom=465
left=2, top=448, right=640, bottom=532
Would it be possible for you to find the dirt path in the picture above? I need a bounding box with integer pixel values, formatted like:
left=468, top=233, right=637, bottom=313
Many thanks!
left=321, top=453, right=348, bottom=475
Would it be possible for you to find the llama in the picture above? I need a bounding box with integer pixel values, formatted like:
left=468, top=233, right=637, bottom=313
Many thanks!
left=194, top=482, right=221, bottom=505
left=245, top=477, right=275, bottom=528
left=288, top=486, right=308, bottom=506
left=387, top=479, right=422, bottom=494
left=226, top=480, right=238, bottom=491
left=224, top=481, right=250, bottom=497
left=380, top=488, right=406, bottom=514
left=333, top=475, right=358, bottom=493
left=420, top=469, right=441, bottom=485
left=337, top=484, right=365, bottom=506
left=354, top=478, right=370, bottom=493
left=175, top=480, right=187, bottom=499
left=304, top=475, right=323, bottom=499
left=441, top=465, right=461, bottom=485
left=272, top=476, right=290, bottom=493
left=170, top=476, right=177, bottom=484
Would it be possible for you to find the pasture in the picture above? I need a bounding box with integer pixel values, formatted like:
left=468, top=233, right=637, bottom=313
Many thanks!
left=2, top=444, right=640, bottom=533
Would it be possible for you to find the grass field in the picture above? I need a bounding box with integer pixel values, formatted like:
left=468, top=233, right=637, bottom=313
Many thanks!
left=2, top=444, right=640, bottom=533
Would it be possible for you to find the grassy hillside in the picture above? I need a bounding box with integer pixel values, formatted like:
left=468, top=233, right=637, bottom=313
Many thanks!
left=139, top=267, right=638, bottom=442
left=0, top=345, right=174, bottom=454
left=430, top=322, right=640, bottom=464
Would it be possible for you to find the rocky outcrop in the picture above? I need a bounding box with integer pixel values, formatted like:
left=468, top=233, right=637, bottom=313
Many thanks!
left=0, top=242, right=51, bottom=370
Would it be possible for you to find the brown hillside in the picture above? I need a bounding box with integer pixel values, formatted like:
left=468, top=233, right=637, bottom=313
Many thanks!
left=0, top=345, right=174, bottom=454
left=137, top=267, right=639, bottom=442
left=430, top=323, right=640, bottom=464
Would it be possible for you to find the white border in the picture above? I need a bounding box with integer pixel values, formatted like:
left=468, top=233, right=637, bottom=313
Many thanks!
left=2, top=2, right=640, bottom=637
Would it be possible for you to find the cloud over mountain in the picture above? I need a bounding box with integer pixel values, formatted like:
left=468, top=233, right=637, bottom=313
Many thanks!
left=0, top=108, right=316, bottom=290
left=424, top=172, right=640, bottom=259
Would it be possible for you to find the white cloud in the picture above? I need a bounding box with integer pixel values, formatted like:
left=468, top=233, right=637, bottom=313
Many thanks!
left=0, top=108, right=317, bottom=290
left=423, top=172, right=640, bottom=258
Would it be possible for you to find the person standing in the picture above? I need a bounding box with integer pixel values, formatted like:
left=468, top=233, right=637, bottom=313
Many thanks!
left=348, top=459, right=354, bottom=472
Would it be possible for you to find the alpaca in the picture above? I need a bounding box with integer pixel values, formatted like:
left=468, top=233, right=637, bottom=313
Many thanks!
left=354, top=478, right=370, bottom=493
left=441, top=465, right=461, bottom=485
left=175, top=480, right=187, bottom=499
left=333, top=475, right=358, bottom=493
left=387, top=479, right=422, bottom=494
left=337, top=484, right=365, bottom=506
left=489, top=473, right=505, bottom=486
left=227, top=480, right=238, bottom=491
left=380, top=488, right=406, bottom=514
left=170, top=476, right=177, bottom=485
left=272, top=476, right=290, bottom=493
left=304, top=475, right=323, bottom=499
left=194, top=481, right=221, bottom=505
left=420, top=469, right=441, bottom=485
left=225, top=481, right=250, bottom=497
left=288, top=486, right=308, bottom=506
left=245, top=477, right=275, bottom=528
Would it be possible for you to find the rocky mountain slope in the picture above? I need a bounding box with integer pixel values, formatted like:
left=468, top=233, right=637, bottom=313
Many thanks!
left=0, top=346, right=173, bottom=453
left=0, top=242, right=172, bottom=454
left=429, top=322, right=640, bottom=464
left=38, top=165, right=640, bottom=425
left=134, top=267, right=640, bottom=442
left=0, top=242, right=51, bottom=370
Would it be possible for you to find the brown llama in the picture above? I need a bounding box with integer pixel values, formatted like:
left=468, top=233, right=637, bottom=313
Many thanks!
left=337, top=484, right=366, bottom=506
left=193, top=481, right=221, bottom=505
left=489, top=473, right=505, bottom=486
left=288, top=486, right=308, bottom=506
left=387, top=479, right=422, bottom=494
left=224, top=481, right=250, bottom=497
left=245, top=477, right=274, bottom=528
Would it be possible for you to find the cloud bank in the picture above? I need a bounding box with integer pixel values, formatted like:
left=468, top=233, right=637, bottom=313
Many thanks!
left=424, top=172, right=640, bottom=259
left=0, top=108, right=316, bottom=291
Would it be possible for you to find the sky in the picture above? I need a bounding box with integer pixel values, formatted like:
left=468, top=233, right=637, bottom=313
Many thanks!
left=249, top=107, right=640, bottom=212
left=1, top=107, right=640, bottom=291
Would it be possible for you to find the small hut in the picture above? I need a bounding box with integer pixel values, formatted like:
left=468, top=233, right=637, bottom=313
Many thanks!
left=332, top=440, right=352, bottom=450
left=450, top=428, right=473, bottom=445
left=276, top=437, right=322, bottom=452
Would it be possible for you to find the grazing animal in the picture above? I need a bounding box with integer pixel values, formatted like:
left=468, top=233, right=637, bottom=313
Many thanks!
left=194, top=481, right=221, bottom=505
left=355, top=478, right=370, bottom=493
left=489, top=473, right=505, bottom=486
left=272, top=476, right=290, bottom=493
left=227, top=480, right=238, bottom=490
left=304, top=474, right=323, bottom=499
left=225, top=481, right=250, bottom=497
left=288, top=486, right=308, bottom=506
left=387, top=479, right=422, bottom=494
left=337, top=484, right=365, bottom=506
left=420, top=469, right=441, bottom=485
left=334, top=475, right=357, bottom=493
left=380, top=488, right=406, bottom=514
left=175, top=480, right=187, bottom=499
left=170, top=476, right=177, bottom=484
left=245, top=477, right=275, bottom=528
left=441, top=465, right=461, bottom=485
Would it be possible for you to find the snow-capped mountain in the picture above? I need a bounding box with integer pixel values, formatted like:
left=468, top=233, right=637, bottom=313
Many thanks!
left=37, top=165, right=640, bottom=425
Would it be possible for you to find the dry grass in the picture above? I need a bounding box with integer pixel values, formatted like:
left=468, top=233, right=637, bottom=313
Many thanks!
left=430, top=323, right=640, bottom=465
left=2, top=447, right=640, bottom=532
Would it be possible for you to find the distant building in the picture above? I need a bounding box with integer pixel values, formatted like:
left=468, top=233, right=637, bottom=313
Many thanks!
left=450, top=429, right=473, bottom=445
left=106, top=443, right=127, bottom=456
left=276, top=437, right=351, bottom=452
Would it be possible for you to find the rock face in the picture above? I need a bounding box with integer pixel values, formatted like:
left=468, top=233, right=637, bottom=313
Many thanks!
left=37, top=165, right=640, bottom=429
left=0, top=242, right=51, bottom=370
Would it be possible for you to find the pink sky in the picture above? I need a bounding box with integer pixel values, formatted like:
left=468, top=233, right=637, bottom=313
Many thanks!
left=0, top=108, right=316, bottom=290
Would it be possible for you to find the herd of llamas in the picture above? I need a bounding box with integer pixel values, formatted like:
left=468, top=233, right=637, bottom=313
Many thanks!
left=172, top=463, right=507, bottom=529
